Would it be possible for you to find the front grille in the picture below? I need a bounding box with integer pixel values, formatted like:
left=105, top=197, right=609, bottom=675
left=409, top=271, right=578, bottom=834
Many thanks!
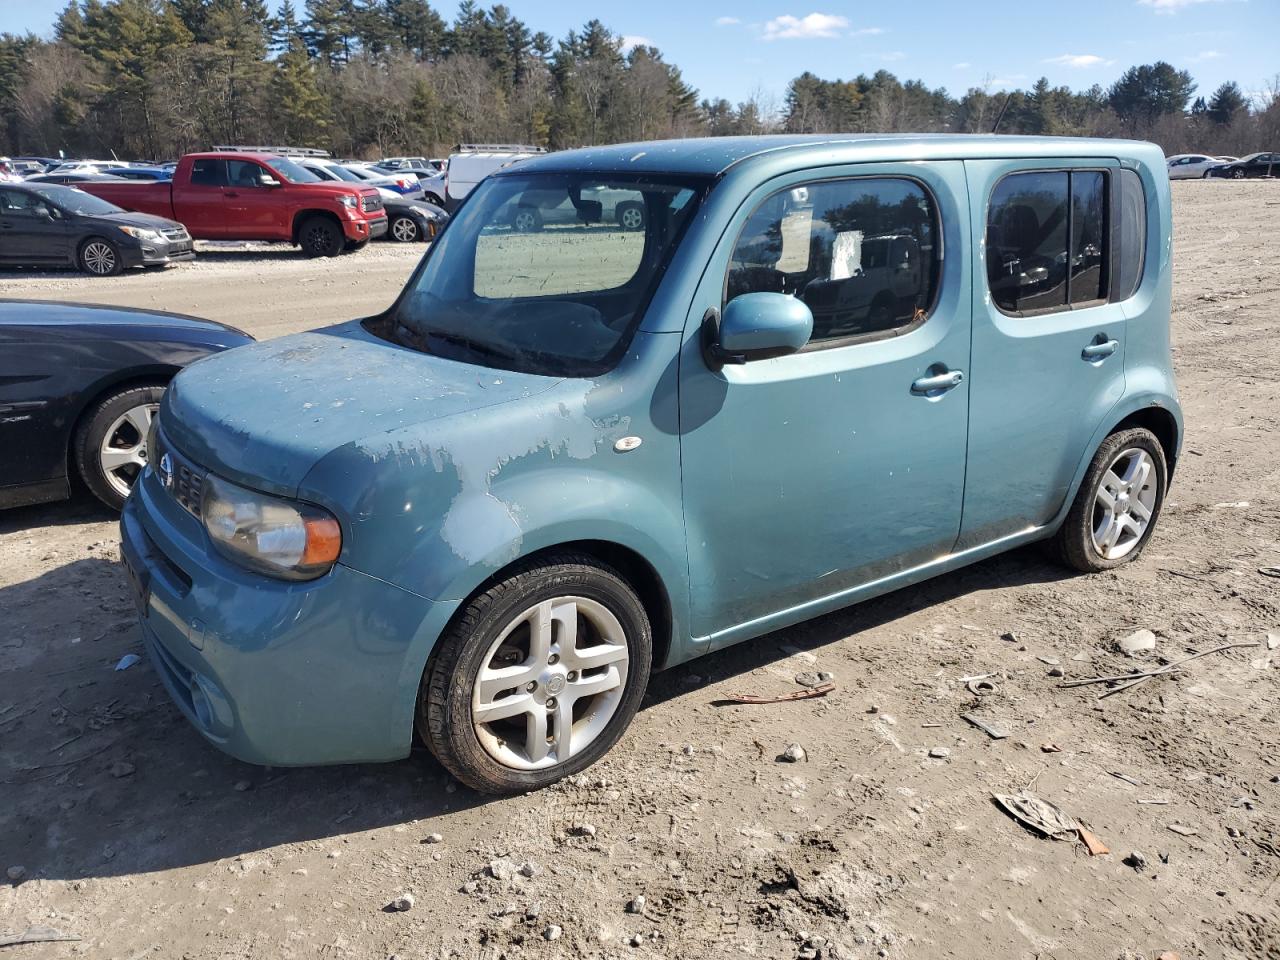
left=362, top=195, right=382, bottom=214
left=161, top=226, right=188, bottom=241
left=155, top=433, right=205, bottom=518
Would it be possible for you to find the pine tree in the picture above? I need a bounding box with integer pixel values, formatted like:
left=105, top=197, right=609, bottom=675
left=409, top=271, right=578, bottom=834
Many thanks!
left=1207, top=81, right=1247, bottom=126
left=272, top=33, right=329, bottom=144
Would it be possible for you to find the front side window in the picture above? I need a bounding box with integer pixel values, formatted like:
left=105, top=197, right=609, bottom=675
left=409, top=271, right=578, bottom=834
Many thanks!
left=383, top=172, right=705, bottom=376
left=226, top=159, right=272, bottom=188
left=986, top=170, right=1111, bottom=315
left=725, top=177, right=940, bottom=344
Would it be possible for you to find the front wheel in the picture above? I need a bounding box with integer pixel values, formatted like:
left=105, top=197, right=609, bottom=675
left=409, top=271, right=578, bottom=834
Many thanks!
left=78, top=238, right=122, bottom=276
left=389, top=214, right=420, bottom=242
left=420, top=554, right=652, bottom=794
left=1050, top=427, right=1168, bottom=572
left=1233, top=169, right=1246, bottom=180
left=298, top=216, right=344, bottom=257
left=74, top=383, right=165, bottom=510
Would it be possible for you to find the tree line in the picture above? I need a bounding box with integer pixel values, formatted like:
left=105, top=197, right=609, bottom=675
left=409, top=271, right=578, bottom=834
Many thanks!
left=0, top=0, right=1276, bottom=162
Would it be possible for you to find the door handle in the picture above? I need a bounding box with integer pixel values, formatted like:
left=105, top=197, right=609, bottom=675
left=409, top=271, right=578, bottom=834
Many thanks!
left=224, top=191, right=239, bottom=198
left=911, top=369, right=965, bottom=395
left=1082, top=339, right=1118, bottom=360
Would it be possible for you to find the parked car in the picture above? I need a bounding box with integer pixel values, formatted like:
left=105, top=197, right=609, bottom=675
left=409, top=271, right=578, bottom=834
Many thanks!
left=341, top=162, right=424, bottom=198
left=300, top=158, right=424, bottom=201
left=444, top=143, right=545, bottom=211
left=0, top=159, right=21, bottom=183
left=295, top=160, right=445, bottom=241
left=123, top=135, right=1180, bottom=793
left=0, top=183, right=195, bottom=276
left=1165, top=153, right=1225, bottom=179
left=498, top=182, right=648, bottom=232
left=390, top=166, right=447, bottom=206
left=113, top=166, right=175, bottom=181
left=376, top=156, right=434, bottom=173
left=0, top=300, right=251, bottom=510
left=77, top=151, right=387, bottom=256
left=24, top=172, right=130, bottom=185
left=1208, top=152, right=1279, bottom=179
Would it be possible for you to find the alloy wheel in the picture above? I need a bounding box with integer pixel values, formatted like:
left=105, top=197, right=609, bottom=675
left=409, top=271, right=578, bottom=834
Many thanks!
left=83, top=241, right=116, bottom=275
left=99, top=402, right=157, bottom=499
left=391, top=216, right=419, bottom=242
left=620, top=207, right=643, bottom=230
left=513, top=211, right=538, bottom=232
left=471, top=596, right=630, bottom=771
left=1091, top=447, right=1157, bottom=560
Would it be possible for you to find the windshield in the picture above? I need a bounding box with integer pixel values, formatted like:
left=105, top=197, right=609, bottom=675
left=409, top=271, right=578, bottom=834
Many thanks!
left=266, top=157, right=321, bottom=183
left=343, top=166, right=374, bottom=181
left=34, top=185, right=122, bottom=216
left=320, top=164, right=361, bottom=182
left=380, top=172, right=704, bottom=377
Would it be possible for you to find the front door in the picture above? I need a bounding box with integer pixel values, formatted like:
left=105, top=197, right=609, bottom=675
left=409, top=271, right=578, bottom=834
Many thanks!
left=223, top=159, right=290, bottom=239
left=679, top=161, right=972, bottom=642
left=0, top=188, right=69, bottom=263
left=958, top=159, right=1129, bottom=548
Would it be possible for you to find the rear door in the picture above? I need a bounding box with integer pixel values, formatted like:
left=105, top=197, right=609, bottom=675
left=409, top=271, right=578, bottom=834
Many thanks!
left=958, top=159, right=1127, bottom=549
left=174, top=158, right=228, bottom=237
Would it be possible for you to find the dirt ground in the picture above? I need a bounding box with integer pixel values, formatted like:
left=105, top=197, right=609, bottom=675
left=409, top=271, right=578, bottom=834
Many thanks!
left=2, top=182, right=1278, bottom=960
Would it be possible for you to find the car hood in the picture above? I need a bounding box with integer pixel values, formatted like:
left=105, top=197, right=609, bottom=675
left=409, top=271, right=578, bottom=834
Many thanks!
left=160, top=319, right=563, bottom=497
left=0, top=299, right=250, bottom=345
left=85, top=210, right=184, bottom=231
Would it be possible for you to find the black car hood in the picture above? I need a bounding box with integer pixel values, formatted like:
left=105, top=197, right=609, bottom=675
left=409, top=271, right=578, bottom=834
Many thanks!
left=82, top=210, right=184, bottom=231
left=0, top=299, right=252, bottom=344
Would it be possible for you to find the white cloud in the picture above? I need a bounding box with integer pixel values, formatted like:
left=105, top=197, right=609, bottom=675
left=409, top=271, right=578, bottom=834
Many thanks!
left=954, top=62, right=972, bottom=69
left=1191, top=48, right=1223, bottom=60
left=1137, top=0, right=1230, bottom=13
left=1045, top=53, right=1113, bottom=67
left=850, top=27, right=885, bottom=36
left=762, top=13, right=850, bottom=40
left=715, top=16, right=741, bottom=25
left=879, top=51, right=907, bottom=61
left=620, top=34, right=653, bottom=52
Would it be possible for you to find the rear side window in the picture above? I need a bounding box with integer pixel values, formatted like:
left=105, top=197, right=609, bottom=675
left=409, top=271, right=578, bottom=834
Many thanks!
left=1115, top=169, right=1147, bottom=301
left=986, top=170, right=1110, bottom=315
left=726, top=177, right=941, bottom=345
left=190, top=159, right=226, bottom=187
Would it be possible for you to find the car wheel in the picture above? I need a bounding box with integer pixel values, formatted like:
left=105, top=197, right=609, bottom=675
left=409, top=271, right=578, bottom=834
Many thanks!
left=616, top=202, right=645, bottom=231
left=343, top=238, right=369, bottom=253
left=299, top=216, right=344, bottom=257
left=1050, top=427, right=1168, bottom=573
left=78, top=237, right=122, bottom=276
left=389, top=215, right=420, bottom=242
left=74, top=383, right=165, bottom=511
left=511, top=208, right=543, bottom=232
left=1233, top=169, right=1246, bottom=180
left=425, top=193, right=444, bottom=207
left=420, top=553, right=652, bottom=794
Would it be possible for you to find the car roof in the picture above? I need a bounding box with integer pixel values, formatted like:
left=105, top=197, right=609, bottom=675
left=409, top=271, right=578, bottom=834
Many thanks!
left=512, top=133, right=1162, bottom=179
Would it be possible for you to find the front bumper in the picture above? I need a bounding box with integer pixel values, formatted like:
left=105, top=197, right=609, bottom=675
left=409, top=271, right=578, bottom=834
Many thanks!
left=342, top=216, right=388, bottom=242
left=120, top=459, right=458, bottom=766
left=119, top=237, right=196, bottom=268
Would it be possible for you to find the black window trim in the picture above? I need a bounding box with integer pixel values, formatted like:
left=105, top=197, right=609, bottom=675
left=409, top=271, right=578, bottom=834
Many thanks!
left=721, top=173, right=945, bottom=353
left=986, top=165, right=1116, bottom=319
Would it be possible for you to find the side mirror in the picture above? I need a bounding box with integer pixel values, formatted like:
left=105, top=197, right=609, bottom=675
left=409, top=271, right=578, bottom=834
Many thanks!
left=261, top=176, right=281, bottom=188
left=704, top=292, right=813, bottom=368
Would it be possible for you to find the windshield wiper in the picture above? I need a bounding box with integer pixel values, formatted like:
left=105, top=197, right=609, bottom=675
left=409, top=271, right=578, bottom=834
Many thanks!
left=393, top=322, right=516, bottom=366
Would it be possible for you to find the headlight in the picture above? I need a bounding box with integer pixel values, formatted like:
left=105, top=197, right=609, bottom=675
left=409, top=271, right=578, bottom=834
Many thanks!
left=201, top=473, right=341, bottom=580
left=338, top=195, right=358, bottom=208
left=119, top=225, right=162, bottom=242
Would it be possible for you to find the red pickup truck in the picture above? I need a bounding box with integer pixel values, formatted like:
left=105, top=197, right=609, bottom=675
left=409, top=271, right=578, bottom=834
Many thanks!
left=79, top=152, right=387, bottom=257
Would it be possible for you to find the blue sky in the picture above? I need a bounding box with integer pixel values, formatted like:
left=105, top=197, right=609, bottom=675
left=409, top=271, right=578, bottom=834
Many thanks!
left=2, top=0, right=1275, bottom=106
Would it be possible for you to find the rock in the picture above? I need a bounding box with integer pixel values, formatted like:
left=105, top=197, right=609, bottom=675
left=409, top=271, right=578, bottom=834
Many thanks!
left=519, top=860, right=541, bottom=879
left=1001, top=631, right=1018, bottom=643
left=109, top=761, right=135, bottom=779
left=292, top=868, right=308, bottom=876
left=232, top=780, right=251, bottom=792
left=422, top=832, right=443, bottom=845
left=461, top=880, right=478, bottom=895
left=543, top=924, right=562, bottom=941
left=1047, top=666, right=1065, bottom=678
left=570, top=824, right=597, bottom=838
left=1118, top=629, right=1157, bottom=656
left=1124, top=851, right=1148, bottom=872
left=626, top=895, right=646, bottom=914
left=795, top=671, right=822, bottom=688
left=388, top=892, right=415, bottom=912
left=927, top=747, right=950, bottom=759
left=681, top=745, right=695, bottom=756
left=630, top=933, right=644, bottom=947
left=780, top=743, right=808, bottom=763
left=866, top=704, right=880, bottom=714
left=525, top=901, right=543, bottom=920
left=488, top=858, right=517, bottom=882
left=818, top=671, right=834, bottom=683
left=326, top=850, right=341, bottom=859
left=6, top=865, right=26, bottom=882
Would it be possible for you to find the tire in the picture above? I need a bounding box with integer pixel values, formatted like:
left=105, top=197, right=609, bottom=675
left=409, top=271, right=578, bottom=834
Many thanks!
left=615, top=201, right=645, bottom=231
left=1050, top=427, right=1168, bottom=573
left=1233, top=169, right=1246, bottom=180
left=343, top=238, right=369, bottom=253
left=298, top=215, right=344, bottom=257
left=425, top=193, right=444, bottom=207
left=74, top=382, right=165, bottom=511
left=389, top=215, right=420, bottom=243
left=78, top=237, right=123, bottom=276
left=511, top=207, right=543, bottom=233
left=419, top=553, right=653, bottom=794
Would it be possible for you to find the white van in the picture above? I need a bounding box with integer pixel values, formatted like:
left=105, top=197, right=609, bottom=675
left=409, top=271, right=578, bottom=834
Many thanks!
left=444, top=144, right=545, bottom=211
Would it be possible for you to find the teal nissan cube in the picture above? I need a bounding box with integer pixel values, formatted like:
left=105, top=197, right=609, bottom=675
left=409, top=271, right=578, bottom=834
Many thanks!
left=121, top=135, right=1181, bottom=793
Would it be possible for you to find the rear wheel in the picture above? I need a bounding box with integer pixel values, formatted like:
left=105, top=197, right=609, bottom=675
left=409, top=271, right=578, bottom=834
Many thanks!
left=616, top=201, right=645, bottom=231
left=511, top=207, right=543, bottom=233
left=74, top=383, right=165, bottom=510
left=298, top=216, right=344, bottom=257
left=1050, top=427, right=1168, bottom=572
left=420, top=554, right=652, bottom=794
left=389, top=214, right=420, bottom=242
left=78, top=238, right=122, bottom=276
